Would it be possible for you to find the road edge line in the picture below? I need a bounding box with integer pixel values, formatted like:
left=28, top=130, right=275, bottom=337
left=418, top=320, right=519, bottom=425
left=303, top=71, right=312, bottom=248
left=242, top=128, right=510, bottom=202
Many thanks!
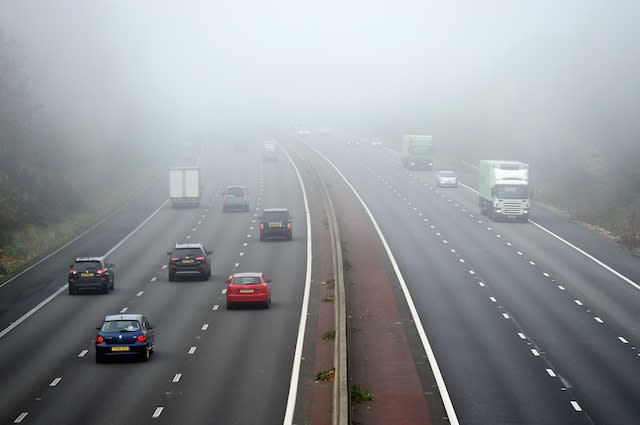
left=281, top=145, right=314, bottom=425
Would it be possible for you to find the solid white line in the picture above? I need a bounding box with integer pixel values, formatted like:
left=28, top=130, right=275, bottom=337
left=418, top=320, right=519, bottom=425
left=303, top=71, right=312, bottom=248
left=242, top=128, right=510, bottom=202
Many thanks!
left=280, top=144, right=313, bottom=425
left=570, top=401, right=582, bottom=411
left=13, top=412, right=28, bottom=423
left=619, top=336, right=629, bottom=344
left=188, top=346, right=197, bottom=354
left=152, top=407, right=164, bottom=418
left=546, top=369, right=557, bottom=377
left=172, top=373, right=182, bottom=383
left=304, top=144, right=460, bottom=424
left=201, top=324, right=209, bottom=330
left=104, top=200, right=169, bottom=257
left=0, top=216, right=105, bottom=289
left=0, top=284, right=66, bottom=339
left=78, top=349, right=88, bottom=357
left=49, top=377, right=62, bottom=387
left=137, top=291, right=144, bottom=297
left=529, top=220, right=640, bottom=292
left=120, top=307, right=128, bottom=313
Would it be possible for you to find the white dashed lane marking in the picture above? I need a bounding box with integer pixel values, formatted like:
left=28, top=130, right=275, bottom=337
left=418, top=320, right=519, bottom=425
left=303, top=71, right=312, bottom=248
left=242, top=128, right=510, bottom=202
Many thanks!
left=172, top=374, right=182, bottom=383
left=490, top=297, right=497, bottom=303
left=531, top=349, right=540, bottom=357
left=558, top=285, right=566, bottom=291
left=619, top=336, right=629, bottom=344
left=517, top=251, right=523, bottom=256
left=49, top=377, right=62, bottom=387
left=243, top=242, right=248, bottom=247
left=529, top=261, right=536, bottom=266
left=186, top=235, right=191, bottom=240
left=240, top=252, right=245, bottom=256
left=221, top=289, right=227, bottom=294
left=518, top=333, right=526, bottom=340
left=212, top=305, right=219, bottom=311
left=594, top=317, right=604, bottom=323
left=13, top=412, right=28, bottom=423
left=188, top=346, right=197, bottom=354
left=234, top=263, right=239, bottom=268
left=571, top=401, right=582, bottom=412
left=161, top=265, right=167, bottom=270
left=152, top=407, right=164, bottom=418
left=546, top=369, right=557, bottom=377
left=120, top=307, right=128, bottom=313
left=574, top=299, right=583, bottom=306
left=502, top=313, right=510, bottom=319
left=192, top=228, right=197, bottom=232
left=543, top=272, right=549, bottom=277
left=202, top=324, right=209, bottom=330
left=151, top=276, right=158, bottom=282
left=137, top=291, right=144, bottom=297
left=78, top=350, right=88, bottom=358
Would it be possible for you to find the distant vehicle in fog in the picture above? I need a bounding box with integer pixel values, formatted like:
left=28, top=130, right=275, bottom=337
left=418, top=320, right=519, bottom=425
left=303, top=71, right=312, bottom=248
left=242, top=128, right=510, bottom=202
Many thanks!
left=223, top=186, right=250, bottom=212
left=435, top=170, right=458, bottom=188
left=169, top=166, right=200, bottom=207
left=259, top=208, right=293, bottom=241
left=401, top=135, right=433, bottom=170
left=262, top=141, right=277, bottom=160
left=478, top=160, right=530, bottom=221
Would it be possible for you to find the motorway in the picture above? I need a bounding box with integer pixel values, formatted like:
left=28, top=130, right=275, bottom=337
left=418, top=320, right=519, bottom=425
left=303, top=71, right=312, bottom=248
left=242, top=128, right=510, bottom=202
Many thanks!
left=2, top=134, right=640, bottom=425
left=304, top=135, right=640, bottom=425
left=0, top=143, right=308, bottom=425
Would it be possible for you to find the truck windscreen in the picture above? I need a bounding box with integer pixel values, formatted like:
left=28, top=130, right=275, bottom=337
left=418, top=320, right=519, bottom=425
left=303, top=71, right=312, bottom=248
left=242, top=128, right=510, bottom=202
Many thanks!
left=495, top=185, right=528, bottom=199
left=410, top=145, right=431, bottom=154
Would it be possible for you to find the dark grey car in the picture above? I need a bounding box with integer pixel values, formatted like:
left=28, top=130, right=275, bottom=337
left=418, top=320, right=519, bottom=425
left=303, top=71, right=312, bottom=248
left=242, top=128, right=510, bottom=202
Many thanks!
left=259, top=208, right=292, bottom=241
left=68, top=257, right=115, bottom=294
left=222, top=186, right=250, bottom=212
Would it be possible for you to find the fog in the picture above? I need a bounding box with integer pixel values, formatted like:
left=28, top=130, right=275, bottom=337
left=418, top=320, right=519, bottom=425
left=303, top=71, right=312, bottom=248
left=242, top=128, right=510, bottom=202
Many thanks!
left=1, top=1, right=640, bottom=239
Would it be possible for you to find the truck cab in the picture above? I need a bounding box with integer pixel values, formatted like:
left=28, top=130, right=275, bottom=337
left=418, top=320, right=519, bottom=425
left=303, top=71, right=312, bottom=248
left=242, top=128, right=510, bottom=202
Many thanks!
left=478, top=160, right=530, bottom=221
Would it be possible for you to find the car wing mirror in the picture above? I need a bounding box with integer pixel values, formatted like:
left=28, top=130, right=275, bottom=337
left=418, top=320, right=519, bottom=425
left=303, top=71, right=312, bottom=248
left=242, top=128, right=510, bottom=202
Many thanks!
left=225, top=278, right=231, bottom=284
left=266, top=279, right=272, bottom=283
left=96, top=326, right=101, bottom=331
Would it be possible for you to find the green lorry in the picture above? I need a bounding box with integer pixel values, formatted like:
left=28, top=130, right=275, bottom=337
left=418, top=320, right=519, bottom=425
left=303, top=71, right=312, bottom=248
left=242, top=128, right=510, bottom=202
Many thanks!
left=401, top=135, right=433, bottom=170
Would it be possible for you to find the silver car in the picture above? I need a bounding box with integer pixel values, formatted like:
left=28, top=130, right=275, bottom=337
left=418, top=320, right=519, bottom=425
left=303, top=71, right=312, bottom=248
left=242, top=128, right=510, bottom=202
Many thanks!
left=435, top=170, right=458, bottom=188
left=222, top=186, right=250, bottom=212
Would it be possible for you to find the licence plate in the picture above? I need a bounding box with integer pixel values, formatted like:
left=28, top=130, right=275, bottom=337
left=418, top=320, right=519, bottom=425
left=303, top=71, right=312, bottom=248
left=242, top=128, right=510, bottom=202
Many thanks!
left=270, top=223, right=281, bottom=227
left=111, top=346, right=129, bottom=352
left=240, top=289, right=254, bottom=293
left=182, top=259, right=194, bottom=263
left=81, top=273, right=94, bottom=277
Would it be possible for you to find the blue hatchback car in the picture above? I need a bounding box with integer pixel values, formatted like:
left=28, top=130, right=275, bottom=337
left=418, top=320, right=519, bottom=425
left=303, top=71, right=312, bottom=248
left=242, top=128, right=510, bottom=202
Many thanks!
left=95, top=314, right=154, bottom=362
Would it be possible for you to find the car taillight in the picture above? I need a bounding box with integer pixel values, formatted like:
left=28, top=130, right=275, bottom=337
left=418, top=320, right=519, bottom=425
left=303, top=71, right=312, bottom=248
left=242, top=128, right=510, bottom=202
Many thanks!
left=69, top=270, right=78, bottom=274
left=170, top=257, right=179, bottom=262
left=287, top=223, right=291, bottom=229
left=224, top=195, right=227, bottom=200
left=97, top=269, right=107, bottom=275
left=195, top=256, right=205, bottom=262
left=136, top=334, right=147, bottom=342
left=96, top=336, right=105, bottom=343
left=260, top=223, right=264, bottom=229
left=244, top=194, right=248, bottom=200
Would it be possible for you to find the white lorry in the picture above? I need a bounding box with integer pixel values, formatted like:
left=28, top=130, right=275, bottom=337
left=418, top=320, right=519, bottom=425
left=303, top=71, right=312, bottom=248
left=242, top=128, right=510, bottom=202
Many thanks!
left=169, top=166, right=200, bottom=207
left=478, top=160, right=530, bottom=221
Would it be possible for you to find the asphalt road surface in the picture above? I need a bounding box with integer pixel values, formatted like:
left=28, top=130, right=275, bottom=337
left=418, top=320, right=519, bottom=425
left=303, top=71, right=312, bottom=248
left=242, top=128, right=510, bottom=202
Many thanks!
left=305, top=135, right=640, bottom=425
left=0, top=143, right=308, bottom=425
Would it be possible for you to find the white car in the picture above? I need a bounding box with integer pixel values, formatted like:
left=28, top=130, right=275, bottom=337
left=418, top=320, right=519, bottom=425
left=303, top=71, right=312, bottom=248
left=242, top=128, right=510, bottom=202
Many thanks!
left=435, top=170, right=458, bottom=187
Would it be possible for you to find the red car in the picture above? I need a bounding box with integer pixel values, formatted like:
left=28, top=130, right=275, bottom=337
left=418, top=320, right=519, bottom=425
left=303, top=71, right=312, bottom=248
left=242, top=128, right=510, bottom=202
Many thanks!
left=226, top=272, right=271, bottom=309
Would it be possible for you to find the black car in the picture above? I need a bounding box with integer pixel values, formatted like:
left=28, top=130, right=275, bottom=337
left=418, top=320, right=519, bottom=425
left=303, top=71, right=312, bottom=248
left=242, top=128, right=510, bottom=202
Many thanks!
left=167, top=243, right=213, bottom=281
left=222, top=186, right=250, bottom=212
left=68, top=257, right=114, bottom=294
left=259, top=208, right=293, bottom=241
left=95, top=314, right=154, bottom=362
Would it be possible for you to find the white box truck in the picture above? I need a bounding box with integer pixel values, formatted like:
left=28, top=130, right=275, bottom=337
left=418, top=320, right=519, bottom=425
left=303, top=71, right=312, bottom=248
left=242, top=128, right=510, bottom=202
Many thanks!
left=478, top=160, right=529, bottom=221
left=169, top=166, right=200, bottom=207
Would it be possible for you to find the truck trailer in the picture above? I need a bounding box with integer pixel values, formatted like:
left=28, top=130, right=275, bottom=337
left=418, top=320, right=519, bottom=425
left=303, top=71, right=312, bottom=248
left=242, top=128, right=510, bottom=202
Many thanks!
left=169, top=166, right=200, bottom=207
left=478, top=160, right=530, bottom=221
left=401, top=135, right=433, bottom=170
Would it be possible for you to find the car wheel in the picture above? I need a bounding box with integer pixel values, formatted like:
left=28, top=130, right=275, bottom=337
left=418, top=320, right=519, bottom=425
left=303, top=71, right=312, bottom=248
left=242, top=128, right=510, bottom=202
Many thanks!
left=102, top=283, right=109, bottom=294
left=141, top=347, right=150, bottom=362
left=287, top=233, right=293, bottom=241
left=203, top=271, right=209, bottom=281
left=226, top=301, right=233, bottom=310
left=95, top=353, right=103, bottom=363
left=110, top=277, right=114, bottom=290
left=169, top=272, right=175, bottom=282
left=264, top=298, right=271, bottom=309
left=68, top=285, right=76, bottom=295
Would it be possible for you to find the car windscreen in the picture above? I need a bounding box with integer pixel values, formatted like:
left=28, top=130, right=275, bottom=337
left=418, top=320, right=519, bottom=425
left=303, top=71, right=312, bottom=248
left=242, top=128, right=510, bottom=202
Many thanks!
left=172, top=248, right=203, bottom=257
left=101, top=320, right=141, bottom=332
left=264, top=211, right=287, bottom=221
left=73, top=261, right=101, bottom=271
left=234, top=277, right=261, bottom=285
left=227, top=187, right=245, bottom=196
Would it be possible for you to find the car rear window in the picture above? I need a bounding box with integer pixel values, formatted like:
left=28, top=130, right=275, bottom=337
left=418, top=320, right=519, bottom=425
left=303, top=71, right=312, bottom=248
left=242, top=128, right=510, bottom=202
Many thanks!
left=227, top=187, right=245, bottom=196
left=73, top=261, right=101, bottom=270
left=101, top=320, right=141, bottom=332
left=264, top=211, right=287, bottom=221
left=234, top=276, right=261, bottom=285
left=172, top=248, right=203, bottom=257
left=439, top=171, right=456, bottom=177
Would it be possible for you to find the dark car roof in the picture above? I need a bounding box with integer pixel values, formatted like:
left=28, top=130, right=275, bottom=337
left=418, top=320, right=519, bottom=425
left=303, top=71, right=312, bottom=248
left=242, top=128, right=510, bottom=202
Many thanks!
left=104, top=314, right=144, bottom=322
